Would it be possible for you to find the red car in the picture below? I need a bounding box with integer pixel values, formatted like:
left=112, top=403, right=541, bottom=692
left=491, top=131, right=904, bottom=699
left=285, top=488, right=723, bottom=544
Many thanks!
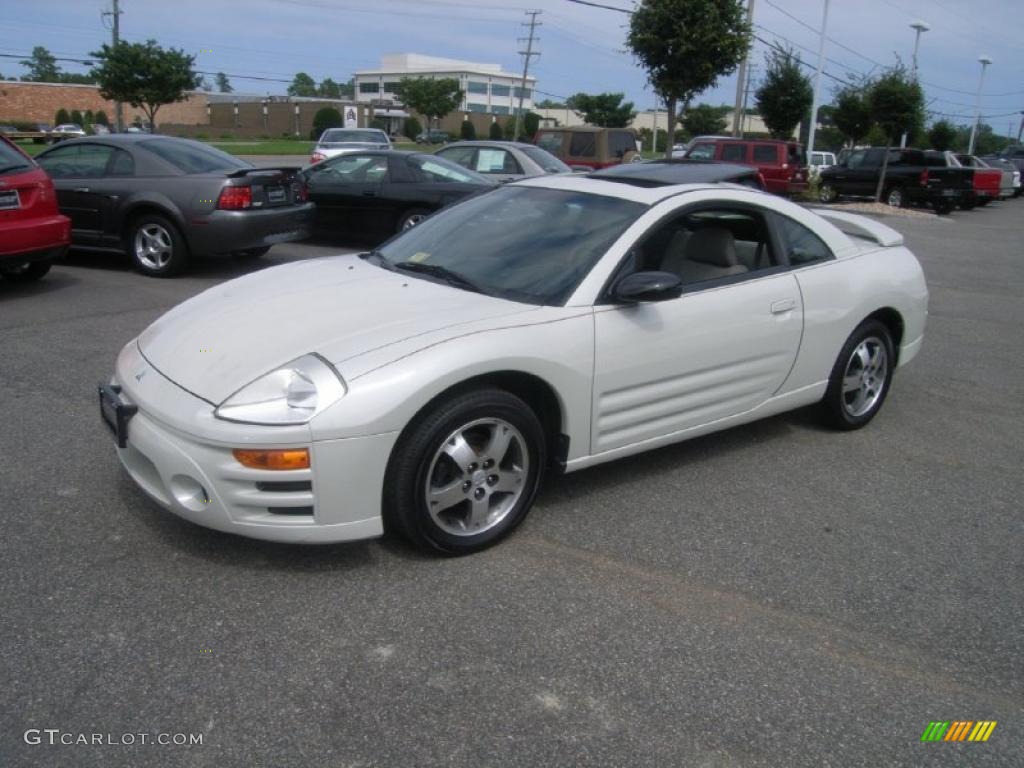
left=685, top=137, right=809, bottom=197
left=0, top=135, right=71, bottom=282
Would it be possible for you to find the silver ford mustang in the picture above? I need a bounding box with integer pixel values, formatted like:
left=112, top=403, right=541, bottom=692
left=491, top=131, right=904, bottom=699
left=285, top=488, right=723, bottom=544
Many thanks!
left=100, top=175, right=928, bottom=555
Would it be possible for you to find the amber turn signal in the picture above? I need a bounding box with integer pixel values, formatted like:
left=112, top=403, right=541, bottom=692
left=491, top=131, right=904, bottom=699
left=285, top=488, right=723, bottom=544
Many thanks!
left=232, top=448, right=310, bottom=470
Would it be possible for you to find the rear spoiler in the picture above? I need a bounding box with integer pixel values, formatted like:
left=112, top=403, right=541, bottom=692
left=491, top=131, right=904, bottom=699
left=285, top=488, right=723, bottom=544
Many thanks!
left=810, top=208, right=904, bottom=247
left=226, top=166, right=301, bottom=178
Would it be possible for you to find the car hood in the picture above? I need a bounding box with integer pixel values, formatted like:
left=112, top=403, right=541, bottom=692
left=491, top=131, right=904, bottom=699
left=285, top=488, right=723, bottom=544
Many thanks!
left=138, top=255, right=536, bottom=404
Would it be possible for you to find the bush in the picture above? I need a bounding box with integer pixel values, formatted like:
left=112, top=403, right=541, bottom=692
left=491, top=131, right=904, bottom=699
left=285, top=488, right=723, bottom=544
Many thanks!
left=310, top=107, right=343, bottom=140
left=219, top=133, right=234, bottom=140
left=370, top=117, right=388, bottom=131
left=403, top=116, right=423, bottom=141
left=460, top=120, right=476, bottom=140
left=194, top=132, right=209, bottom=140
left=94, top=110, right=109, bottom=126
left=54, top=108, right=70, bottom=125
left=69, top=109, right=84, bottom=125
left=489, top=121, right=504, bottom=140
left=523, top=111, right=540, bottom=139
left=84, top=109, right=94, bottom=124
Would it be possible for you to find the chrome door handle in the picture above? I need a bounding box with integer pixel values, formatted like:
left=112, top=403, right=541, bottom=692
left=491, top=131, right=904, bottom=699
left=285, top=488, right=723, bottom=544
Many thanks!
left=771, top=299, right=796, bottom=314
left=74, top=187, right=90, bottom=192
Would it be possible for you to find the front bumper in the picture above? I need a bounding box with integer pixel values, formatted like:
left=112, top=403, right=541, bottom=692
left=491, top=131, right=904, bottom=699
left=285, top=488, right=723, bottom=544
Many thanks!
left=109, top=342, right=393, bottom=544
left=184, top=203, right=315, bottom=255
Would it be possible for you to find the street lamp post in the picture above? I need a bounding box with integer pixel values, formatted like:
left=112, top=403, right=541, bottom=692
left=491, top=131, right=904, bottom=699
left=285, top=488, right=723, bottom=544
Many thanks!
left=968, top=56, right=992, bottom=156
left=805, top=0, right=831, bottom=165
left=902, top=21, right=929, bottom=148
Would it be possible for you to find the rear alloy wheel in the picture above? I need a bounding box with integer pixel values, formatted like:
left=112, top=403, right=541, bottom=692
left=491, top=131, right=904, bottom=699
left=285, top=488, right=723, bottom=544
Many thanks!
left=384, top=388, right=546, bottom=555
left=822, top=319, right=895, bottom=430
left=933, top=200, right=955, bottom=215
left=818, top=183, right=838, bottom=203
left=398, top=208, right=431, bottom=232
left=884, top=186, right=904, bottom=208
left=127, top=214, right=188, bottom=277
left=0, top=259, right=51, bottom=282
left=232, top=246, right=271, bottom=259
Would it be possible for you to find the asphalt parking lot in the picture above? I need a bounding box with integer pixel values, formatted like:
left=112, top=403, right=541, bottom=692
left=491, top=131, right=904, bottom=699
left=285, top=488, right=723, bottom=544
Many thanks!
left=1, top=202, right=1022, bottom=767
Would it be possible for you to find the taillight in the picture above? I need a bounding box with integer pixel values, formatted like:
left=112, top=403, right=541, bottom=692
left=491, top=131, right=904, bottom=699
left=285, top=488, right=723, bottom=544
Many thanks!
left=293, top=181, right=308, bottom=202
left=919, top=170, right=929, bottom=186
left=217, top=185, right=252, bottom=210
left=310, top=152, right=325, bottom=164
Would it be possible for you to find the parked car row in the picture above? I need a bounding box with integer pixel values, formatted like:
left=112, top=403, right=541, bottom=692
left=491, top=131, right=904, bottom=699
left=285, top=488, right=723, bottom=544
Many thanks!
left=818, top=147, right=1022, bottom=214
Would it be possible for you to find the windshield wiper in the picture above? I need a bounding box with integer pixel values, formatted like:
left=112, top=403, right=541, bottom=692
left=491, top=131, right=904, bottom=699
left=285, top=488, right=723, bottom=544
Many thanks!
left=359, top=249, right=395, bottom=269
left=394, top=261, right=484, bottom=294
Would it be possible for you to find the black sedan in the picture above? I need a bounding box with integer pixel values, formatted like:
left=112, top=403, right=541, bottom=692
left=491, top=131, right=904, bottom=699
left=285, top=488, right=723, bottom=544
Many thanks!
left=300, top=150, right=495, bottom=241
left=590, top=159, right=766, bottom=190
left=35, top=135, right=314, bottom=276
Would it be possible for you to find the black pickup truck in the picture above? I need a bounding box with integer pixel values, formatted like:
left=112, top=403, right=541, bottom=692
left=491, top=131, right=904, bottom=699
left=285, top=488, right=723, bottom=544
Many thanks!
left=818, top=147, right=972, bottom=214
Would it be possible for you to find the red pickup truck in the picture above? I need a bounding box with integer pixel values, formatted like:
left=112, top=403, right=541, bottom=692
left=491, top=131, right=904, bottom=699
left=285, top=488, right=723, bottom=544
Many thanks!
left=0, top=135, right=70, bottom=282
left=955, top=154, right=1005, bottom=206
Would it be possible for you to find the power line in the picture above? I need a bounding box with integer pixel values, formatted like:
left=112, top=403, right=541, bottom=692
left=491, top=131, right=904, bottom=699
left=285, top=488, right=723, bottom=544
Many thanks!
left=561, top=0, right=632, bottom=12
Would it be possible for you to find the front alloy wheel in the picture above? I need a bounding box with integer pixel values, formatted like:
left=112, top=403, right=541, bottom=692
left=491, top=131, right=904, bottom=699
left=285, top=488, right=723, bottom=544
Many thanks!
left=819, top=183, right=838, bottom=203
left=384, top=388, right=546, bottom=554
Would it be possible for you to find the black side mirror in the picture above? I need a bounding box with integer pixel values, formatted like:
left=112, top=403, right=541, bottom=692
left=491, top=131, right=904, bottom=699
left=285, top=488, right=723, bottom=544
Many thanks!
left=612, top=271, right=683, bottom=303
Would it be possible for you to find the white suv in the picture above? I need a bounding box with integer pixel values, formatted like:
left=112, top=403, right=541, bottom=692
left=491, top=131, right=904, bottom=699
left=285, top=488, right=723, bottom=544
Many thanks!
left=310, top=128, right=391, bottom=164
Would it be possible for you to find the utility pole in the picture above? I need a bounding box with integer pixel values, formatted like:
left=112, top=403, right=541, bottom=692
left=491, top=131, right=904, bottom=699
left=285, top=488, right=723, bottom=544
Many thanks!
left=102, top=0, right=124, bottom=131
left=967, top=55, right=992, bottom=156
left=806, top=0, right=830, bottom=164
left=732, top=0, right=756, bottom=136
left=739, top=64, right=756, bottom=138
left=513, top=10, right=541, bottom=141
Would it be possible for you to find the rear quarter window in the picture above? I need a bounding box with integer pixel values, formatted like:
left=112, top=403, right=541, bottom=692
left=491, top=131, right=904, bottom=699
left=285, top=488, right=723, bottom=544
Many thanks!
left=569, top=132, right=597, bottom=158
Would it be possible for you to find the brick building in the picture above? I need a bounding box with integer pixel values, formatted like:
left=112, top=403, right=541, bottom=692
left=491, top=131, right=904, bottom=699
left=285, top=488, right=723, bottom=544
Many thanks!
left=0, top=80, right=208, bottom=127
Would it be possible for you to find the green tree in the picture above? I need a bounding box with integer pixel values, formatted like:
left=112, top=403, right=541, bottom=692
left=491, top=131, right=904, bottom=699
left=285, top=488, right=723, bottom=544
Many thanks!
left=627, top=0, right=751, bottom=158
left=524, top=111, right=540, bottom=137
left=84, top=109, right=94, bottom=124
left=928, top=120, right=956, bottom=151
left=460, top=120, right=476, bottom=140
left=567, top=92, right=636, bottom=128
left=70, top=109, right=84, bottom=125
left=393, top=77, right=464, bottom=129
left=536, top=98, right=565, bottom=109
left=95, top=110, right=109, bottom=126
left=340, top=78, right=355, bottom=99
left=680, top=103, right=730, bottom=138
left=20, top=46, right=60, bottom=82
left=54, top=108, right=71, bottom=125
left=288, top=72, right=317, bottom=97
left=755, top=45, right=812, bottom=139
left=867, top=64, right=924, bottom=200
left=832, top=85, right=872, bottom=146
left=215, top=72, right=233, bottom=93
left=89, top=40, right=201, bottom=132
left=318, top=78, right=342, bottom=99
left=311, top=107, right=342, bottom=139
left=403, top=116, right=423, bottom=141
left=489, top=120, right=504, bottom=140
left=59, top=72, right=96, bottom=85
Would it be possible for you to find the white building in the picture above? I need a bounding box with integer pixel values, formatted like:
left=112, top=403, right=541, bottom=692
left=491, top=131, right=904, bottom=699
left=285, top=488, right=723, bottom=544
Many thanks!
left=354, top=54, right=535, bottom=117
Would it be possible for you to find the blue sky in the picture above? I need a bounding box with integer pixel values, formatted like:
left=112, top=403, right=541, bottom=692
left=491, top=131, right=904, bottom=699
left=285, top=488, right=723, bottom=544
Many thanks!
left=2, top=0, right=1022, bottom=131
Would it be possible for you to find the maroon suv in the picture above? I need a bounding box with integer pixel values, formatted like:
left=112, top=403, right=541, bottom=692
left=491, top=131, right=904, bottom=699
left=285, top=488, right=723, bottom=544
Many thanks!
left=685, top=138, right=809, bottom=197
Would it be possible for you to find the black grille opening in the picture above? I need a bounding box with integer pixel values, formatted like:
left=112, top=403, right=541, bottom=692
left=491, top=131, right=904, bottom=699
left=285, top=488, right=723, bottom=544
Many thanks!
left=267, top=506, right=314, bottom=516
left=256, top=481, right=312, bottom=493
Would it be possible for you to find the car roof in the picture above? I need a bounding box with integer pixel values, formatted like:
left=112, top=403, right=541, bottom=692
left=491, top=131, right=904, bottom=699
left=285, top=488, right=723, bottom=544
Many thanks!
left=441, top=140, right=536, bottom=149
left=512, top=173, right=724, bottom=205
left=589, top=160, right=758, bottom=186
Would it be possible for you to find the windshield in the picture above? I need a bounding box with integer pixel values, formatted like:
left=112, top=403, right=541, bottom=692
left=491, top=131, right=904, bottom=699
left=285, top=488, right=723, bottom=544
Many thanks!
left=375, top=186, right=645, bottom=305
left=141, top=138, right=250, bottom=173
left=320, top=129, right=388, bottom=145
left=520, top=146, right=571, bottom=174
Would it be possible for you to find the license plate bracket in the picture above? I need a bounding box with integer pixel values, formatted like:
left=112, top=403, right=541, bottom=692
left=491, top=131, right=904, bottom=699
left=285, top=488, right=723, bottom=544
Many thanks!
left=266, top=186, right=287, bottom=204
left=0, top=190, right=19, bottom=210
left=98, top=383, right=138, bottom=448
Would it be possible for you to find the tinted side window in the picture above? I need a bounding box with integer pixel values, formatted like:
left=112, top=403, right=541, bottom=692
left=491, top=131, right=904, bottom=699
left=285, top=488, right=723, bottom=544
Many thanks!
left=107, top=149, right=135, bottom=176
left=686, top=143, right=715, bottom=161
left=569, top=132, right=597, bottom=158
left=722, top=143, right=747, bottom=162
left=775, top=215, right=833, bottom=266
left=752, top=144, right=777, bottom=163
left=307, top=154, right=389, bottom=183
left=435, top=146, right=476, bottom=169
left=536, top=132, right=563, bottom=155
left=608, top=131, right=636, bottom=158
left=37, top=144, right=115, bottom=178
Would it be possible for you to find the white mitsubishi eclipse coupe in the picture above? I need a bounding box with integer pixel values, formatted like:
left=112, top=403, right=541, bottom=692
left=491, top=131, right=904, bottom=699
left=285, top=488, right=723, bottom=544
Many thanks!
left=100, top=175, right=928, bottom=554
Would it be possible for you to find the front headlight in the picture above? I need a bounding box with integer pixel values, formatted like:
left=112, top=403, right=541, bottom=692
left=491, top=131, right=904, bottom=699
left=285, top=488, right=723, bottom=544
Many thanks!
left=215, top=354, right=346, bottom=425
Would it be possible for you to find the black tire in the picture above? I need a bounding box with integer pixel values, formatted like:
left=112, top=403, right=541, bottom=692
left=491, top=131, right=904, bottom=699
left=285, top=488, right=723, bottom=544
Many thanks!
left=884, top=185, right=905, bottom=208
left=397, top=208, right=432, bottom=233
left=125, top=213, right=189, bottom=277
left=384, top=388, right=547, bottom=555
left=959, top=198, right=976, bottom=210
left=822, top=319, right=896, bottom=431
left=976, top=198, right=991, bottom=207
left=932, top=200, right=955, bottom=215
left=0, top=259, right=51, bottom=282
left=232, top=246, right=271, bottom=259
left=818, top=183, right=838, bottom=203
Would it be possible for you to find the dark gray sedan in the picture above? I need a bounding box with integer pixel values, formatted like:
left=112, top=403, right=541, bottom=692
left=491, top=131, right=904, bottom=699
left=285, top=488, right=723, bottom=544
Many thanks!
left=35, top=135, right=314, bottom=276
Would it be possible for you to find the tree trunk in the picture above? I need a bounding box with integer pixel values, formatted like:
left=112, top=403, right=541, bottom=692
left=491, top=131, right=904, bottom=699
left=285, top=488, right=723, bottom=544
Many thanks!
left=664, top=95, right=677, bottom=160
left=874, top=143, right=891, bottom=202
left=145, top=105, right=159, bottom=134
